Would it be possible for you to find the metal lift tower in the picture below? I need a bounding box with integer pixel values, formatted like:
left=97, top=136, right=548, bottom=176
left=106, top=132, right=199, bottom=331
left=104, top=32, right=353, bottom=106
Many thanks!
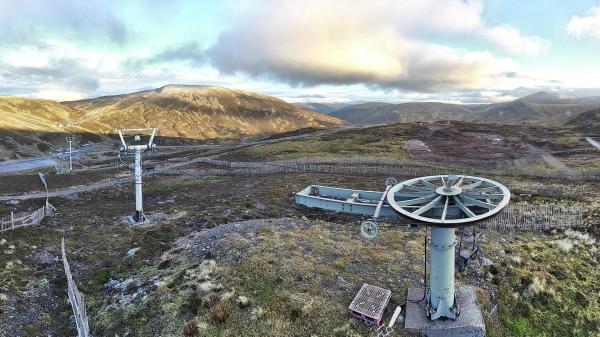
left=117, top=128, right=157, bottom=222
left=295, top=174, right=510, bottom=335
left=65, top=135, right=75, bottom=174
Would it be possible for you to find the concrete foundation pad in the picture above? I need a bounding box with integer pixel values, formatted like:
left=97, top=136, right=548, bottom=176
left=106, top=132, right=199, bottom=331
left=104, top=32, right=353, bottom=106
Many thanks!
left=125, top=215, right=151, bottom=225
left=405, top=287, right=485, bottom=337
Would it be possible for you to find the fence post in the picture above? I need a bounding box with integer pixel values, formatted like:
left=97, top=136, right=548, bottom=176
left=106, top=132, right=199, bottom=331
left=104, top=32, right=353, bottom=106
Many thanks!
left=11, top=212, right=14, bottom=230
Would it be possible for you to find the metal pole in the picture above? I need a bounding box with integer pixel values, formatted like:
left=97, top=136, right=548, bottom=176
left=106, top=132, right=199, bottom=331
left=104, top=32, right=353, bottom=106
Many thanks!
left=428, top=226, right=458, bottom=320
left=134, top=148, right=144, bottom=222
left=68, top=140, right=73, bottom=174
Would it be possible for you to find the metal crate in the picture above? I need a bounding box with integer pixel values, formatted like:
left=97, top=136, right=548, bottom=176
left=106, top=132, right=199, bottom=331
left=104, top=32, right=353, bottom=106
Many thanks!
left=348, top=283, right=391, bottom=325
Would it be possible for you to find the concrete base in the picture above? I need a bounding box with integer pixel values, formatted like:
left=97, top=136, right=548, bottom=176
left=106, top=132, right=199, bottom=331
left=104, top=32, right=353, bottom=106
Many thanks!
left=126, top=215, right=151, bottom=225
left=405, top=287, right=485, bottom=337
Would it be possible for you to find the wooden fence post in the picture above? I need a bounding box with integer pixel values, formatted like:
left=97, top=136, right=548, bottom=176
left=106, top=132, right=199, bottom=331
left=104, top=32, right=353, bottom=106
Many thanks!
left=11, top=212, right=14, bottom=230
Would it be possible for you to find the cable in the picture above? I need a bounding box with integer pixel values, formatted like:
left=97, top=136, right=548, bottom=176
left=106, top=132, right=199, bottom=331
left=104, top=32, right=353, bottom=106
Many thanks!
left=457, top=227, right=464, bottom=256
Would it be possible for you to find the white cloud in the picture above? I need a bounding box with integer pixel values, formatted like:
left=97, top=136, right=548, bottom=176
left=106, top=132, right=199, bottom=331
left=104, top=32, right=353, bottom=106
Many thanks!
left=567, top=6, right=600, bottom=40
left=207, top=0, right=529, bottom=92
left=484, top=25, right=550, bottom=56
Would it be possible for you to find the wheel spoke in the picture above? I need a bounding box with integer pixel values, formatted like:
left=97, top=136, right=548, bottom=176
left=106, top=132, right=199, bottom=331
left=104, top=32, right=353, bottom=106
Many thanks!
left=459, top=194, right=496, bottom=209
left=403, top=184, right=435, bottom=192
left=441, top=196, right=449, bottom=221
left=420, top=179, right=438, bottom=188
left=453, top=196, right=476, bottom=217
left=462, top=193, right=504, bottom=200
left=396, top=193, right=438, bottom=206
left=466, top=186, right=499, bottom=194
left=412, top=195, right=443, bottom=216
left=394, top=192, right=435, bottom=198
left=453, top=176, right=465, bottom=187
left=462, top=180, right=483, bottom=190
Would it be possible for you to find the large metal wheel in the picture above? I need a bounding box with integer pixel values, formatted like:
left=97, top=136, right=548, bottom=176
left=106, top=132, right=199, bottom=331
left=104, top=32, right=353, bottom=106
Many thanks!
left=386, top=174, right=510, bottom=225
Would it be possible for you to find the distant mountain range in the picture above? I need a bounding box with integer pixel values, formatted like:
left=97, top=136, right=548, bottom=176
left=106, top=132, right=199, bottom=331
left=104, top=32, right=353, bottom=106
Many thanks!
left=0, top=85, right=344, bottom=160
left=327, top=91, right=600, bottom=126
left=295, top=102, right=352, bottom=114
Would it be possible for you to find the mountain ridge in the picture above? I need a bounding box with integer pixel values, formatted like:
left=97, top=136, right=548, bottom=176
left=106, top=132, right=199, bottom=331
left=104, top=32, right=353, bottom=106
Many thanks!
left=329, top=91, right=600, bottom=126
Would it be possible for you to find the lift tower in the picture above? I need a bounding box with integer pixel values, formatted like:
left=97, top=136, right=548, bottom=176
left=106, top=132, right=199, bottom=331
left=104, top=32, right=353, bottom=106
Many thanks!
left=295, top=174, right=509, bottom=325
left=117, top=128, right=157, bottom=222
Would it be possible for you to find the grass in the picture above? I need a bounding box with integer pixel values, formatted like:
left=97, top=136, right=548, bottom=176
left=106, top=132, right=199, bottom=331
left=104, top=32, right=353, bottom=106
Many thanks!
left=0, top=142, right=598, bottom=336
left=225, top=124, right=416, bottom=161
left=480, top=232, right=599, bottom=337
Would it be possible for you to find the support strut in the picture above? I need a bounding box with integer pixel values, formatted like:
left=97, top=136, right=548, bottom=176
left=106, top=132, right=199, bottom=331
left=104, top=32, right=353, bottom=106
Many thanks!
left=427, top=226, right=459, bottom=319
left=133, top=149, right=145, bottom=222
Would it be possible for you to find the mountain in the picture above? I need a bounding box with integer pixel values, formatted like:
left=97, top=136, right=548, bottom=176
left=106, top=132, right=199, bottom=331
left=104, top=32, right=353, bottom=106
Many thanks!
left=566, top=107, right=600, bottom=125
left=295, top=102, right=352, bottom=114
left=331, top=91, right=600, bottom=126
left=64, top=85, right=343, bottom=139
left=519, top=91, right=575, bottom=104
left=329, top=102, right=392, bottom=124
left=0, top=96, right=79, bottom=131
left=0, top=96, right=96, bottom=160
left=330, top=102, right=479, bottom=125
left=475, top=93, right=600, bottom=125
left=0, top=85, right=344, bottom=160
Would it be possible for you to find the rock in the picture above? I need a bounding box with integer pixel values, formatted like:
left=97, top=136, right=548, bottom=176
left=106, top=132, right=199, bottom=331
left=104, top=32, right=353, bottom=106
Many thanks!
left=480, top=257, right=493, bottom=267
left=33, top=250, right=58, bottom=264
left=127, top=247, right=141, bottom=257
left=237, top=296, right=250, bottom=307
left=106, top=278, right=120, bottom=289
left=120, top=278, right=136, bottom=293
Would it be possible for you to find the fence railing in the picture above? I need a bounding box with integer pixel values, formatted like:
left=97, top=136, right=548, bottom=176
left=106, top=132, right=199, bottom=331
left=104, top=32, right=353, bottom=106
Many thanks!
left=170, top=156, right=600, bottom=182
left=478, top=203, right=584, bottom=230
left=0, top=201, right=55, bottom=232
left=156, top=158, right=586, bottom=230
left=61, top=238, right=91, bottom=337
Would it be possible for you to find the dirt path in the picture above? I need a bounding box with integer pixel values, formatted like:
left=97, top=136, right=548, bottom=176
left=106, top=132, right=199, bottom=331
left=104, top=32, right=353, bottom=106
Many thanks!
left=0, top=177, right=130, bottom=201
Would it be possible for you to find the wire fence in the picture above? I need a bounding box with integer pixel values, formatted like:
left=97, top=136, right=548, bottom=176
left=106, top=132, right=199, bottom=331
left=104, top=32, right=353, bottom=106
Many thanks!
left=61, top=238, right=91, bottom=337
left=156, top=158, right=586, bottom=230
left=0, top=201, right=55, bottom=232
left=478, top=203, right=584, bottom=230
left=170, top=156, right=600, bottom=182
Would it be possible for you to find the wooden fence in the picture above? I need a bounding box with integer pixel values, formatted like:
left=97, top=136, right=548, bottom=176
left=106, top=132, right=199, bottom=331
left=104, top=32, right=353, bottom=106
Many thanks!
left=0, top=201, right=55, bottom=232
left=61, top=238, right=91, bottom=337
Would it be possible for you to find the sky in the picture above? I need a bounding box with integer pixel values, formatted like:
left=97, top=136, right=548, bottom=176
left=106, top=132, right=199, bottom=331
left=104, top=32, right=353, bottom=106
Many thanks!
left=1, top=0, right=600, bottom=103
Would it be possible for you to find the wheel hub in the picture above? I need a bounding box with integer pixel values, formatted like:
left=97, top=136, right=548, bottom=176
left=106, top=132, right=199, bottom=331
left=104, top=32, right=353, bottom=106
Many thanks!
left=436, top=186, right=462, bottom=196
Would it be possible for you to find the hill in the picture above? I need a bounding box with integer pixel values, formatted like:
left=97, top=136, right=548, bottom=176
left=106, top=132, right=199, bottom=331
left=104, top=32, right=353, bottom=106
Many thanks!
left=295, top=102, right=351, bottom=114
left=330, top=102, right=479, bottom=125
left=330, top=91, right=600, bottom=126
left=566, top=107, right=600, bottom=125
left=0, top=86, right=344, bottom=160
left=0, top=96, right=94, bottom=160
left=65, top=85, right=344, bottom=139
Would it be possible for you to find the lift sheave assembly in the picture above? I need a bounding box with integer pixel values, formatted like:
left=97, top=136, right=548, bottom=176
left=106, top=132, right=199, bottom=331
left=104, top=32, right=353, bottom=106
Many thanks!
left=117, top=128, right=157, bottom=223
left=295, top=174, right=510, bottom=321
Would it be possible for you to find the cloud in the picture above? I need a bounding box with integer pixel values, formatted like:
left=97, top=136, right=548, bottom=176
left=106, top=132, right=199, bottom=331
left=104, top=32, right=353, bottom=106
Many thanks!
left=567, top=6, right=600, bottom=40
left=484, top=25, right=550, bottom=56
left=125, top=42, right=206, bottom=70
left=0, top=0, right=128, bottom=44
left=206, top=0, right=535, bottom=92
